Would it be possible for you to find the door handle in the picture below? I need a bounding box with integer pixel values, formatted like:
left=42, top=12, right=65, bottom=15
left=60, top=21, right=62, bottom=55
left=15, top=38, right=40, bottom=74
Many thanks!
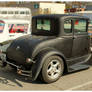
left=73, top=36, right=77, bottom=39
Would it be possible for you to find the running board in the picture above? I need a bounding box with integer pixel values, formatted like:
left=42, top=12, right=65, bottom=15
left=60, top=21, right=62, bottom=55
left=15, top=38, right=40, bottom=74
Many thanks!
left=69, top=64, right=90, bottom=72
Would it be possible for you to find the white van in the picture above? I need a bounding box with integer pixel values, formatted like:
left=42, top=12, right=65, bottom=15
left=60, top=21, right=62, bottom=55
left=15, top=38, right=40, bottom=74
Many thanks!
left=0, top=7, right=31, bottom=43
left=0, top=19, right=31, bottom=43
left=0, top=7, right=31, bottom=60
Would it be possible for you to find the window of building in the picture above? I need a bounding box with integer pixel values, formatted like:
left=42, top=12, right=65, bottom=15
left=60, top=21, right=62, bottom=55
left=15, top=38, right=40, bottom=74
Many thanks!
left=74, top=19, right=87, bottom=34
left=64, top=20, right=72, bottom=33
left=8, top=24, right=28, bottom=33
left=34, top=4, right=39, bottom=9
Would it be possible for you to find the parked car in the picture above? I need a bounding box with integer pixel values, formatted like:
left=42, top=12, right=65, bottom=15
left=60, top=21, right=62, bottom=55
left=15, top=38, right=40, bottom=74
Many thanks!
left=0, top=7, right=31, bottom=60
left=1, top=14, right=91, bottom=83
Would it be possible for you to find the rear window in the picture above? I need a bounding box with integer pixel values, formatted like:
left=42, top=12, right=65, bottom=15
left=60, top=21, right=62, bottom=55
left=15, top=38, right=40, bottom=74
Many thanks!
left=32, top=18, right=58, bottom=36
left=37, top=19, right=51, bottom=31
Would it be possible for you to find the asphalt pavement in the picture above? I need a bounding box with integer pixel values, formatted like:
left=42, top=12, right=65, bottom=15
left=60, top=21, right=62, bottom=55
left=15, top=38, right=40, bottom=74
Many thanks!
left=0, top=59, right=92, bottom=90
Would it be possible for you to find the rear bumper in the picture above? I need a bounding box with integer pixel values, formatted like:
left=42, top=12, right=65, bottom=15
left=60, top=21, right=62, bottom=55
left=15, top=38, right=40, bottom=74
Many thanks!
left=6, top=60, right=32, bottom=77
left=0, top=54, right=33, bottom=78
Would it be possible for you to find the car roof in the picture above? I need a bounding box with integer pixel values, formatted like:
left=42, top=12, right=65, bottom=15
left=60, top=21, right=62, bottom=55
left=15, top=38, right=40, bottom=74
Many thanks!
left=33, top=14, right=89, bottom=20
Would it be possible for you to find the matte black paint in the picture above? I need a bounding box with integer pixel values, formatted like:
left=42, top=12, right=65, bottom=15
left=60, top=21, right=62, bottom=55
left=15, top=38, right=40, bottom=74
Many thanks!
left=6, top=14, right=91, bottom=81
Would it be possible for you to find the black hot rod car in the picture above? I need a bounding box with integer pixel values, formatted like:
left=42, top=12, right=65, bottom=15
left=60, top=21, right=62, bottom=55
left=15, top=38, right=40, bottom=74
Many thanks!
left=1, top=14, right=91, bottom=83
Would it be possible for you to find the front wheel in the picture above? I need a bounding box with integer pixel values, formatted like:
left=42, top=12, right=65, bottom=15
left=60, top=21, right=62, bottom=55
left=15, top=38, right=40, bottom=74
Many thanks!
left=41, top=55, right=64, bottom=83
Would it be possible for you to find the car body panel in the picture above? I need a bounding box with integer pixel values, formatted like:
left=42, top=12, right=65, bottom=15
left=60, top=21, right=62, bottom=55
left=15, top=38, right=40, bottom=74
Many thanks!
left=5, top=14, right=91, bottom=81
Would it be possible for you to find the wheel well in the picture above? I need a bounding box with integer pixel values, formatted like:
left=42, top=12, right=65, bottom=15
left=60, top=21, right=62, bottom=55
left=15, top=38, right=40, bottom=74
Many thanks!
left=33, top=51, right=68, bottom=80
left=55, top=54, right=68, bottom=74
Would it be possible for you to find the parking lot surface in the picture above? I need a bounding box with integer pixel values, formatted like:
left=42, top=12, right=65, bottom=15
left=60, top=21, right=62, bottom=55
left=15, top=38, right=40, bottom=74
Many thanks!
left=0, top=60, right=92, bottom=90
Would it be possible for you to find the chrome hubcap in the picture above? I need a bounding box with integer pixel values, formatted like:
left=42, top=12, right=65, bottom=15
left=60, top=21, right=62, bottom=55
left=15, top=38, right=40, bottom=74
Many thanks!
left=47, top=60, right=61, bottom=79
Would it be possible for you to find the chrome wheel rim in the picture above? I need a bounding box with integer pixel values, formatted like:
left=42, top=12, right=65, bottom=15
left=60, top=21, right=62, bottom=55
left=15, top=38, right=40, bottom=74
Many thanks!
left=47, top=60, right=61, bottom=79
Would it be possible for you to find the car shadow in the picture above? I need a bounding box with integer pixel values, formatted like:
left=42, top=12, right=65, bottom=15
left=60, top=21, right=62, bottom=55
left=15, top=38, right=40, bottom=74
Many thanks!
left=0, top=65, right=45, bottom=88
left=0, top=67, right=23, bottom=87
left=0, top=59, right=92, bottom=88
left=64, top=67, right=89, bottom=76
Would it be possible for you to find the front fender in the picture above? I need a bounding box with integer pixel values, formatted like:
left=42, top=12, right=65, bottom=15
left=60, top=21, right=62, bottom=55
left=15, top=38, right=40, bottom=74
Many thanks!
left=31, top=49, right=67, bottom=81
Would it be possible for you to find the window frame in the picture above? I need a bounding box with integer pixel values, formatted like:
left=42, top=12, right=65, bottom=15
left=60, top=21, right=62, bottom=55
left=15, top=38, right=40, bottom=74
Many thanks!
left=32, top=18, right=58, bottom=36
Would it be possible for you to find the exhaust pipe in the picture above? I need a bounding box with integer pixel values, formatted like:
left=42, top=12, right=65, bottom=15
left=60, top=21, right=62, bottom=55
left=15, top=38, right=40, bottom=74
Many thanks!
left=17, top=68, right=32, bottom=77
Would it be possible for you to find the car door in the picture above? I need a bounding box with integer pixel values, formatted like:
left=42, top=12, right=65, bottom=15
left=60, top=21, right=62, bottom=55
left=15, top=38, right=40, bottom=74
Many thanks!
left=60, top=19, right=73, bottom=58
left=72, top=19, right=90, bottom=59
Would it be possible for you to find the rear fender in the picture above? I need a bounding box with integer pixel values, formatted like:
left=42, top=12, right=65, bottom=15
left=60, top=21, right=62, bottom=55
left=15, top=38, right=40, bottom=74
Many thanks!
left=31, top=49, right=67, bottom=81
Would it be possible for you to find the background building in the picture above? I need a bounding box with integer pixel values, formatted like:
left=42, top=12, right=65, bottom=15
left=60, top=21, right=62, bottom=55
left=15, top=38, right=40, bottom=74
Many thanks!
left=0, top=2, right=65, bottom=16
left=10, top=2, right=65, bottom=16
left=1, top=1, right=92, bottom=15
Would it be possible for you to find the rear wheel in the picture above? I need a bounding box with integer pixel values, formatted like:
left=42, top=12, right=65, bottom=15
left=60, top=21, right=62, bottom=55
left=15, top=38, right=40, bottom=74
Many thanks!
left=41, top=55, right=64, bottom=83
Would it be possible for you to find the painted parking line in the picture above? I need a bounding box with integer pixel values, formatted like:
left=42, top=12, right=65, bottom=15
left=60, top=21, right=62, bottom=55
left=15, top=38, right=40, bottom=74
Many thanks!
left=66, top=81, right=92, bottom=90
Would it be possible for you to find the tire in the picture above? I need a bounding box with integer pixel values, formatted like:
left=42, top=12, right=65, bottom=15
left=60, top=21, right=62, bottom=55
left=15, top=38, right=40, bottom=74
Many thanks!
left=41, top=55, right=64, bottom=83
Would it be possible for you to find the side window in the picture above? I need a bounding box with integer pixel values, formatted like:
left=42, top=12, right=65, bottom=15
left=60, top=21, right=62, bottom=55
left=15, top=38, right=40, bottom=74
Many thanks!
left=8, top=24, right=28, bottom=33
left=15, top=11, right=18, bottom=14
left=1, top=11, right=7, bottom=14
left=8, top=11, right=13, bottom=14
left=64, top=20, right=72, bottom=33
left=20, top=11, right=25, bottom=14
left=26, top=11, right=30, bottom=15
left=74, top=19, right=87, bottom=34
left=0, top=21, right=5, bottom=33
left=88, top=20, right=92, bottom=36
